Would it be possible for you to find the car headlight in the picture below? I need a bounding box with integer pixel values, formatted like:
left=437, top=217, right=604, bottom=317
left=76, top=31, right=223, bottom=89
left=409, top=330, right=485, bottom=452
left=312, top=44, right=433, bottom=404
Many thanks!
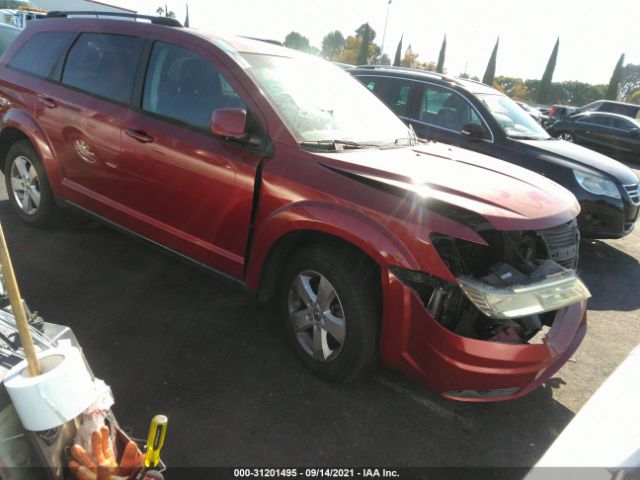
left=573, top=171, right=621, bottom=199
left=458, top=272, right=591, bottom=319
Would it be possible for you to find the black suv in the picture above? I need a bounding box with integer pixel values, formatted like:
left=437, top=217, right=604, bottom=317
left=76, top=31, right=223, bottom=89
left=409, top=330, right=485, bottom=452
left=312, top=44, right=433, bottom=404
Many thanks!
left=350, top=66, right=640, bottom=239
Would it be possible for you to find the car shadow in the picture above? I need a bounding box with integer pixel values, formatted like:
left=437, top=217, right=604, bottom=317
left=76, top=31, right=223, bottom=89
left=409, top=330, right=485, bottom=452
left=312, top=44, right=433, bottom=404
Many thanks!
left=578, top=239, right=640, bottom=312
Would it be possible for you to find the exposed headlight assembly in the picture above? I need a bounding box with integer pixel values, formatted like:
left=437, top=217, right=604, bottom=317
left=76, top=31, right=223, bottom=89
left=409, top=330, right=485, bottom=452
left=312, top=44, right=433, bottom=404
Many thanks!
left=573, top=171, right=621, bottom=199
left=458, top=272, right=591, bottom=319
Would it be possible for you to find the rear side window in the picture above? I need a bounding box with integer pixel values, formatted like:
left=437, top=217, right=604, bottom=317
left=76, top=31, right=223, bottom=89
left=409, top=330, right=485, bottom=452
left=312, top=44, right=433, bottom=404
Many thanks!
left=62, top=33, right=144, bottom=104
left=8, top=31, right=74, bottom=78
left=142, top=42, right=245, bottom=130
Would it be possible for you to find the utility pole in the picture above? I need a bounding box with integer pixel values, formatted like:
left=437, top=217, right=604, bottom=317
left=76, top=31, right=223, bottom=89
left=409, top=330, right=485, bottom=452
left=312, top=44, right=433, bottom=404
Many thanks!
left=380, top=0, right=393, bottom=58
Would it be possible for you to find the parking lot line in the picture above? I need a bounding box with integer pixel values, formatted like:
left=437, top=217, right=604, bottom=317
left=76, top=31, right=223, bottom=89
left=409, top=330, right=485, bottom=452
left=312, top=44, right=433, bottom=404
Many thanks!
left=372, top=373, right=474, bottom=429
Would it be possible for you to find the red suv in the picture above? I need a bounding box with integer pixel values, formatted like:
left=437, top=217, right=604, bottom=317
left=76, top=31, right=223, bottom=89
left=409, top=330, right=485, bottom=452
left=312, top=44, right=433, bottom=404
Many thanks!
left=0, top=13, right=591, bottom=401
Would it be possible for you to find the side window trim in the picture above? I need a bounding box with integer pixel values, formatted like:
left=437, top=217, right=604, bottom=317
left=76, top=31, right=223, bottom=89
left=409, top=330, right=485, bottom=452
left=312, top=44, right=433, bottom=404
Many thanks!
left=356, top=74, right=494, bottom=143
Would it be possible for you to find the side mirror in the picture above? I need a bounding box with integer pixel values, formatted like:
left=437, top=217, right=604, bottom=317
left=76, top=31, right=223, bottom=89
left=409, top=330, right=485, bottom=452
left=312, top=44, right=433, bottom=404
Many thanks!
left=211, top=108, right=247, bottom=139
left=460, top=123, right=486, bottom=140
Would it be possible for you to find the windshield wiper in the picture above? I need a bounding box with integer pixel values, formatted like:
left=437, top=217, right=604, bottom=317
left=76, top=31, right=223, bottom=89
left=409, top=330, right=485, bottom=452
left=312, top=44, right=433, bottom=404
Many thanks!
left=299, top=139, right=378, bottom=150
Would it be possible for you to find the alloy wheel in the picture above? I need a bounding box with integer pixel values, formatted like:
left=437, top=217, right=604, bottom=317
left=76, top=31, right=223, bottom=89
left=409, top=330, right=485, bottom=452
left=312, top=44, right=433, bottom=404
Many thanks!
left=559, top=132, right=574, bottom=142
left=288, top=270, right=346, bottom=362
left=10, top=156, right=41, bottom=215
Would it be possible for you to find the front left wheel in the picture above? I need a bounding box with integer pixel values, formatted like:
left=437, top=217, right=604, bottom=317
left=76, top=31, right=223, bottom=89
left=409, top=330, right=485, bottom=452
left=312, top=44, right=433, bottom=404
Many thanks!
left=279, top=245, right=380, bottom=382
left=4, top=140, right=56, bottom=227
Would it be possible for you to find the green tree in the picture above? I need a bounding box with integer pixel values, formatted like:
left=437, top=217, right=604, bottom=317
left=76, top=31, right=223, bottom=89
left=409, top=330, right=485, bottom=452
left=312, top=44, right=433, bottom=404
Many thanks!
left=536, top=37, right=560, bottom=104
left=482, top=37, right=499, bottom=85
left=184, top=3, right=189, bottom=27
left=605, top=53, right=625, bottom=101
left=393, top=35, right=403, bottom=66
left=284, top=31, right=311, bottom=52
left=356, top=23, right=372, bottom=65
left=321, top=30, right=345, bottom=60
left=436, top=35, right=446, bottom=73
left=620, top=64, right=640, bottom=102
left=630, top=90, right=640, bottom=105
left=156, top=5, right=175, bottom=18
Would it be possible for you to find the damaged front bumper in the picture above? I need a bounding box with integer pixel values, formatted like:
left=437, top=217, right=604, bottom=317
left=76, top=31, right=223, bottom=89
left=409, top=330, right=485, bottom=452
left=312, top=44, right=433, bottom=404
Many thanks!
left=379, top=268, right=588, bottom=402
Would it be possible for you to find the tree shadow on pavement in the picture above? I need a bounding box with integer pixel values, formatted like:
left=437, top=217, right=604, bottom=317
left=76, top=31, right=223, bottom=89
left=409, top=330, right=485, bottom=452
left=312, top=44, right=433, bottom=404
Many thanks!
left=578, top=239, right=640, bottom=312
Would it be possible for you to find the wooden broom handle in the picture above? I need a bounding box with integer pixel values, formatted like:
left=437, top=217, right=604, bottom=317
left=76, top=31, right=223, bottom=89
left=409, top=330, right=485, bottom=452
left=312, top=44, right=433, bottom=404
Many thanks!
left=0, top=223, right=40, bottom=376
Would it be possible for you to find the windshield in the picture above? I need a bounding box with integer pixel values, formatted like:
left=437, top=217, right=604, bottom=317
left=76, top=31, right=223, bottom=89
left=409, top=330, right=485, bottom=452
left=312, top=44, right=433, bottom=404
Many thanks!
left=0, top=0, right=36, bottom=8
left=477, top=93, right=550, bottom=140
left=239, top=52, right=411, bottom=145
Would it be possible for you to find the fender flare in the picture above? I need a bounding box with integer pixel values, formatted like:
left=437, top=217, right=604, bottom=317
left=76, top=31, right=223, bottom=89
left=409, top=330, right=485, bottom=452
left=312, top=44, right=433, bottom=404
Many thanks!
left=245, top=201, right=425, bottom=290
left=1, top=108, right=63, bottom=197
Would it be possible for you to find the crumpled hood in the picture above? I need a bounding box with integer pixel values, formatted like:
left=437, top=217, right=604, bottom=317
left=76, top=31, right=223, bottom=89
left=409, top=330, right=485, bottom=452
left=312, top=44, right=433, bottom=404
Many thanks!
left=315, top=142, right=580, bottom=231
left=518, top=139, right=640, bottom=185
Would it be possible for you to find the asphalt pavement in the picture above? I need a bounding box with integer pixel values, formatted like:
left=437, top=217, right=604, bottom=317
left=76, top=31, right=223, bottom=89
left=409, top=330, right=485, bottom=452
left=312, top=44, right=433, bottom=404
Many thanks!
left=0, top=167, right=639, bottom=472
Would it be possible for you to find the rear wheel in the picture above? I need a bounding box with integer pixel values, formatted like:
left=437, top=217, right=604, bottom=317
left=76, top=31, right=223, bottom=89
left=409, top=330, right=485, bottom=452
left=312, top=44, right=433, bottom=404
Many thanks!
left=279, top=245, right=380, bottom=382
left=4, top=140, right=56, bottom=227
left=558, top=132, right=574, bottom=142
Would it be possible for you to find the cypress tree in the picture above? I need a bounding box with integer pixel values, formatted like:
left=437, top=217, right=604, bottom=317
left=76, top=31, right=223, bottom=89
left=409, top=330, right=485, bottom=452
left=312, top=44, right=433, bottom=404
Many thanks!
left=393, top=35, right=403, bottom=67
left=605, top=53, right=625, bottom=101
left=536, top=37, right=560, bottom=104
left=436, top=35, right=446, bottom=73
left=482, top=37, right=499, bottom=85
left=356, top=24, right=371, bottom=65
left=184, top=3, right=189, bottom=27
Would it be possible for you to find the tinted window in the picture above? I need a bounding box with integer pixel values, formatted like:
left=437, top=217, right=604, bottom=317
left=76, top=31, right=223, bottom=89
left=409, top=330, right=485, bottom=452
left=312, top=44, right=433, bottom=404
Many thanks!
left=143, top=42, right=245, bottom=130
left=62, top=33, right=144, bottom=104
left=361, top=76, right=414, bottom=116
left=609, top=117, right=631, bottom=130
left=422, top=86, right=482, bottom=132
left=9, top=31, right=73, bottom=78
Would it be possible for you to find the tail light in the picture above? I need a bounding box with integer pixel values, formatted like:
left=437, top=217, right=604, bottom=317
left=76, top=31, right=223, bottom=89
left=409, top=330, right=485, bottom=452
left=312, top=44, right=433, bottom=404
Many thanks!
left=548, top=106, right=557, bottom=118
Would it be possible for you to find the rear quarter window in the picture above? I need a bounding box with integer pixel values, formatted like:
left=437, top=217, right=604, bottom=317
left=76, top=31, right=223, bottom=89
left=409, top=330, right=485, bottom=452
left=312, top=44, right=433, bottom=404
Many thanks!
left=8, top=31, right=74, bottom=78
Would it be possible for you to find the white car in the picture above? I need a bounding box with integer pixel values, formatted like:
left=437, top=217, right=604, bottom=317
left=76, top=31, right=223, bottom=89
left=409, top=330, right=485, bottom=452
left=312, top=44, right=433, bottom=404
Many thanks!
left=526, top=345, right=640, bottom=479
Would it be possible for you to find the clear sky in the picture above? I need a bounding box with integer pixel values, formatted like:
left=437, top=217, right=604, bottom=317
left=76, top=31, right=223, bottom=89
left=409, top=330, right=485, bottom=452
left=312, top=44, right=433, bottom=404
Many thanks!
left=104, top=0, right=640, bottom=85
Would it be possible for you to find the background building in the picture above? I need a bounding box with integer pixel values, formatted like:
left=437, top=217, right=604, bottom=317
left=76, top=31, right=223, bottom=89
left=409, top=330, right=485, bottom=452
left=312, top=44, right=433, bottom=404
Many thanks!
left=33, top=0, right=135, bottom=14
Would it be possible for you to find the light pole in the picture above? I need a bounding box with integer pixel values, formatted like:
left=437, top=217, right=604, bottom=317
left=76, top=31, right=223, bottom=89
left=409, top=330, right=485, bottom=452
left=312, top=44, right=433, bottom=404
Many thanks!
left=380, top=0, right=393, bottom=60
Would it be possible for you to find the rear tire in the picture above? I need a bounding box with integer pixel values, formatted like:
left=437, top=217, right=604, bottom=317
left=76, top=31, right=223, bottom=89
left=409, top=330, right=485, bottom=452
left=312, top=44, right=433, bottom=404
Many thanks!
left=558, top=132, right=574, bottom=142
left=4, top=140, right=56, bottom=228
left=279, top=244, right=380, bottom=382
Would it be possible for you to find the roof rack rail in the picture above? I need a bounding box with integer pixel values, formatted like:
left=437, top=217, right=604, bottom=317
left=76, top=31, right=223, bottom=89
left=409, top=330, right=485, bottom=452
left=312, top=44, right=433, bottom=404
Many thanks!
left=44, top=11, right=182, bottom=27
left=354, top=64, right=453, bottom=79
left=240, top=36, right=284, bottom=46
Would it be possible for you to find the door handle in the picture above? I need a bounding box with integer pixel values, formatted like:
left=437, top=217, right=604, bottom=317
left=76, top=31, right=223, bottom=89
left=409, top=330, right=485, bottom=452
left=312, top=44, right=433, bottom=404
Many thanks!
left=125, top=129, right=154, bottom=144
left=37, top=96, right=57, bottom=108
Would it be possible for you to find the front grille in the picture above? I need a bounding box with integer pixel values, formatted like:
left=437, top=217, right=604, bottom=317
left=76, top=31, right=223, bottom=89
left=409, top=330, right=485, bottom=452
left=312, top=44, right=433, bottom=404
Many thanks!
left=624, top=184, right=639, bottom=204
left=538, top=219, right=580, bottom=270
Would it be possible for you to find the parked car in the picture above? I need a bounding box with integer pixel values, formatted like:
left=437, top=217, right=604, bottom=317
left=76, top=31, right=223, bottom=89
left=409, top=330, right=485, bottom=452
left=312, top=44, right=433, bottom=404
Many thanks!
left=526, top=345, right=640, bottom=478
left=575, top=99, right=640, bottom=120
left=516, top=100, right=543, bottom=124
left=0, top=23, right=19, bottom=55
left=0, top=13, right=591, bottom=401
left=350, top=66, right=640, bottom=239
left=547, top=112, right=640, bottom=162
left=546, top=104, right=578, bottom=127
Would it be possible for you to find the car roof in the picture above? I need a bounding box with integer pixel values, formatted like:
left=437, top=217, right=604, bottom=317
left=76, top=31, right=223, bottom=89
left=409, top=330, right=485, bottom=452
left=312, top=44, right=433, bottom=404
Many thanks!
left=581, top=99, right=640, bottom=109
left=577, top=111, right=640, bottom=125
left=32, top=13, right=301, bottom=59
left=349, top=65, right=501, bottom=94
